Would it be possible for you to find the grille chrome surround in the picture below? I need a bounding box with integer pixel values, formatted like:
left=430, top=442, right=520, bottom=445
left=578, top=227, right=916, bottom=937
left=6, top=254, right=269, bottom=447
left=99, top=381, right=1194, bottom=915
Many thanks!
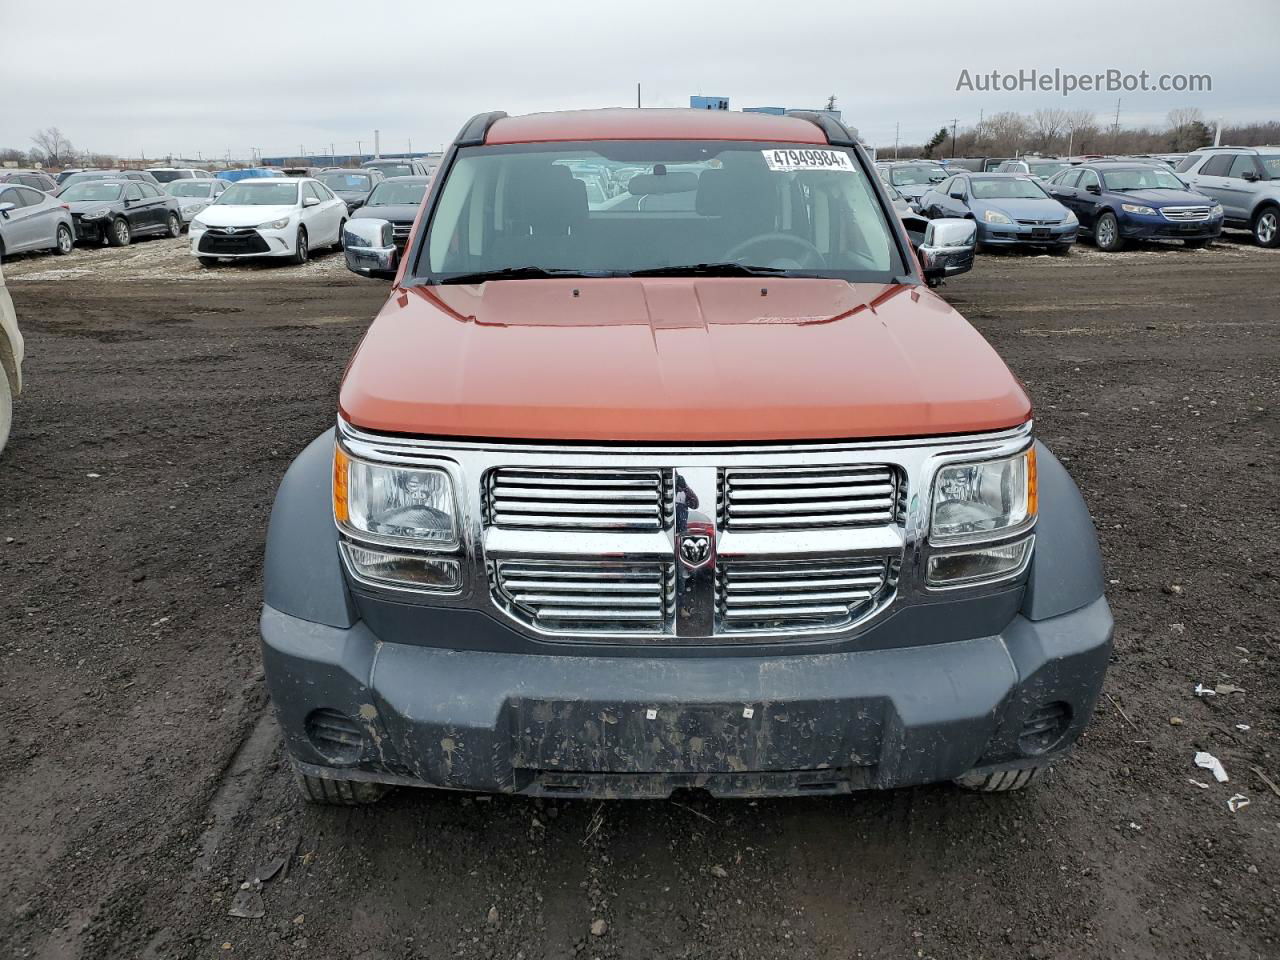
left=492, top=559, right=673, bottom=634
left=335, top=418, right=1036, bottom=646
left=720, top=464, right=899, bottom=530
left=485, top=467, right=669, bottom=531
left=1160, top=205, right=1211, bottom=222
left=717, top=558, right=894, bottom=633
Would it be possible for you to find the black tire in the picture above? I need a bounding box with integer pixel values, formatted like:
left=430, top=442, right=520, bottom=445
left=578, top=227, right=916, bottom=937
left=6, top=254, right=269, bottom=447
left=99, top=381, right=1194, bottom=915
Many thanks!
left=289, top=227, right=308, bottom=265
left=1093, top=212, right=1124, bottom=252
left=955, top=766, right=1044, bottom=793
left=165, top=212, right=182, bottom=238
left=295, top=770, right=390, bottom=806
left=198, top=256, right=220, bottom=268
left=336, top=219, right=347, bottom=250
left=108, top=217, right=131, bottom=247
left=1252, top=204, right=1279, bottom=248
left=54, top=223, right=74, bottom=256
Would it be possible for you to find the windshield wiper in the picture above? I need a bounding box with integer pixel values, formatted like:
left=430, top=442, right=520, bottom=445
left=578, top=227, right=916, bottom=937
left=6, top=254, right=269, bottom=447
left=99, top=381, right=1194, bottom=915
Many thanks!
left=628, top=262, right=789, bottom=278
left=436, top=266, right=605, bottom=284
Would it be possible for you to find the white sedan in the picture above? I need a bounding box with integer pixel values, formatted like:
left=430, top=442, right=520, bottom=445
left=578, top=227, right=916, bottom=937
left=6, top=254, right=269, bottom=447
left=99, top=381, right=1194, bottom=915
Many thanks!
left=189, top=178, right=346, bottom=266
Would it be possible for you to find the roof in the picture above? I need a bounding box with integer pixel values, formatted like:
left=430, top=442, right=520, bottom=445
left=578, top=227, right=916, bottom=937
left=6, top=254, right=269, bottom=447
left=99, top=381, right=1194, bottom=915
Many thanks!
left=484, top=108, right=828, bottom=146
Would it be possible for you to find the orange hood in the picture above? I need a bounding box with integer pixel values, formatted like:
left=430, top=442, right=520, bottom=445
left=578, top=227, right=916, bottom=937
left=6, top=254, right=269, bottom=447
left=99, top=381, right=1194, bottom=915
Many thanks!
left=339, top=279, right=1030, bottom=442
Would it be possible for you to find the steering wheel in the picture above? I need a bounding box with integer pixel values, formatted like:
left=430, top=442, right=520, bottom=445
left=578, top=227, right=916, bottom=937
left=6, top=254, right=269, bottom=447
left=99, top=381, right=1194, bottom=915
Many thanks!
left=723, top=232, right=826, bottom=270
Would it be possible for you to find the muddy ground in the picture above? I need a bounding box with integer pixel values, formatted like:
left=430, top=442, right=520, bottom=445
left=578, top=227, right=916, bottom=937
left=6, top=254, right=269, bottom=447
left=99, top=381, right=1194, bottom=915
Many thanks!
left=1, top=234, right=1276, bottom=960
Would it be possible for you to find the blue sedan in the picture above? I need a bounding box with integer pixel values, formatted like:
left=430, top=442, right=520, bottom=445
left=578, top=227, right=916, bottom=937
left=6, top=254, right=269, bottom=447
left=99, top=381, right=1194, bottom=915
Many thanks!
left=919, top=173, right=1078, bottom=254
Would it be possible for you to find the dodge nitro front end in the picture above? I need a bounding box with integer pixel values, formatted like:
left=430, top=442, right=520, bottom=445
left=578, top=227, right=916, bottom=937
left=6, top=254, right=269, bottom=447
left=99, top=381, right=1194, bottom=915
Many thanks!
left=262, top=108, right=1112, bottom=805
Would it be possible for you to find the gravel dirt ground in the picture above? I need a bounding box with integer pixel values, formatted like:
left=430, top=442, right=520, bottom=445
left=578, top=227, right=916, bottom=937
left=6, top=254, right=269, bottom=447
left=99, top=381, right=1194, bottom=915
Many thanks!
left=1, top=234, right=1276, bottom=960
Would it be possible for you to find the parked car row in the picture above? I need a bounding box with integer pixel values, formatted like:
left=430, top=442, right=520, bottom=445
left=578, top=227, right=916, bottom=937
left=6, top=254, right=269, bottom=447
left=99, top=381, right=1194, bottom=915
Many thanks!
left=879, top=145, right=1280, bottom=252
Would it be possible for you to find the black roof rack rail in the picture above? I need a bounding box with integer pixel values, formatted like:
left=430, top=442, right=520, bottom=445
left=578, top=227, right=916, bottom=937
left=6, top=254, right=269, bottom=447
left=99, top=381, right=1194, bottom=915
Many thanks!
left=455, top=111, right=508, bottom=147
left=784, top=111, right=860, bottom=147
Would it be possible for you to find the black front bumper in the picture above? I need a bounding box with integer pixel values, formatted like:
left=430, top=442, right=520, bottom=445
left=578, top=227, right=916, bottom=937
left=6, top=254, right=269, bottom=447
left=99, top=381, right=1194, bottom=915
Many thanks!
left=1120, top=218, right=1223, bottom=240
left=262, top=596, right=1113, bottom=798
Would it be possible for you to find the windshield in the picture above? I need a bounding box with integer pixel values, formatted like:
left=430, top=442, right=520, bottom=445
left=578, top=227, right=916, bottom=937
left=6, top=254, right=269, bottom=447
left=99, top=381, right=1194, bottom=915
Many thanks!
left=318, top=172, right=372, bottom=192
left=1028, top=162, right=1070, bottom=178
left=167, top=181, right=214, bottom=198
left=215, top=182, right=298, bottom=205
left=1258, top=156, right=1280, bottom=178
left=59, top=172, right=116, bottom=189
left=367, top=180, right=428, bottom=205
left=420, top=141, right=902, bottom=282
left=63, top=183, right=124, bottom=202
left=368, top=163, right=414, bottom=178
left=1101, top=168, right=1186, bottom=192
left=890, top=164, right=946, bottom=186
left=970, top=177, right=1049, bottom=200
left=149, top=170, right=189, bottom=183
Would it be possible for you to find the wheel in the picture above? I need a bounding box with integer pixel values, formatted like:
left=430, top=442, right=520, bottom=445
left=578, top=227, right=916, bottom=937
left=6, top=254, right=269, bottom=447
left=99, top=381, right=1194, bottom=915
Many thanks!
left=289, top=227, right=309, bottom=265
left=1093, top=211, right=1123, bottom=252
left=955, top=766, right=1044, bottom=793
left=294, top=769, right=390, bottom=806
left=108, top=217, right=131, bottom=247
left=1252, top=205, right=1279, bottom=248
left=165, top=212, right=182, bottom=238
left=54, top=223, right=74, bottom=255
left=0, top=366, right=11, bottom=456
left=198, top=256, right=220, bottom=268
left=335, top=219, right=347, bottom=250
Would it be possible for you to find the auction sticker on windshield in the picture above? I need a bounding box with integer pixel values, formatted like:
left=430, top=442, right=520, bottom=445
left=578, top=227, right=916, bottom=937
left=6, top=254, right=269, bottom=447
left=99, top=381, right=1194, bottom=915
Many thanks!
left=762, top=149, right=855, bottom=172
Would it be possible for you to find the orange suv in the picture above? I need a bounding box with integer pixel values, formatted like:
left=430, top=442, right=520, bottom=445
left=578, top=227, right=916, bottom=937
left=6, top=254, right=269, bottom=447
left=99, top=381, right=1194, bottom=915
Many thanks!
left=261, top=109, right=1111, bottom=805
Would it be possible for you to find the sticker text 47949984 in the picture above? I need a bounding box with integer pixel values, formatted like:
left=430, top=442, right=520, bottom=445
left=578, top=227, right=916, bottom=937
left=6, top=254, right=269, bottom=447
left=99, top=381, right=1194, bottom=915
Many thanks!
left=761, top=148, right=856, bottom=173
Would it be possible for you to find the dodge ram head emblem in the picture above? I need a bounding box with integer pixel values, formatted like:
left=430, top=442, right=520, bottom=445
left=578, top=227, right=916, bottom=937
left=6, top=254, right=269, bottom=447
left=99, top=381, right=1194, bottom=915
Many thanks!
left=679, top=535, right=712, bottom=568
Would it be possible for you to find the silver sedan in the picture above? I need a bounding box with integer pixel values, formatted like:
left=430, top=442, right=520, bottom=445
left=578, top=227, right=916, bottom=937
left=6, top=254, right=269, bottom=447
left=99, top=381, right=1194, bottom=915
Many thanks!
left=0, top=184, right=74, bottom=258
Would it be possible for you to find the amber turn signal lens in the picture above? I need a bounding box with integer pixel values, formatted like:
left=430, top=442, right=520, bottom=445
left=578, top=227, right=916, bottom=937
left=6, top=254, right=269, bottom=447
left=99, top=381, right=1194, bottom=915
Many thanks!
left=1026, top=446, right=1038, bottom=520
left=332, top=445, right=350, bottom=526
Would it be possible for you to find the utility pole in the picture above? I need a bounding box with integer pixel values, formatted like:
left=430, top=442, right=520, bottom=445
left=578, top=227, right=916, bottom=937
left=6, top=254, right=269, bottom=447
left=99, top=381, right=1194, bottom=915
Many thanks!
left=637, top=83, right=641, bottom=108
left=894, top=122, right=899, bottom=160
left=408, top=136, right=412, bottom=154
left=1112, top=98, right=1121, bottom=151
left=950, top=118, right=958, bottom=158
left=1214, top=117, right=1223, bottom=147
left=356, top=140, right=363, bottom=159
left=374, top=129, right=381, bottom=159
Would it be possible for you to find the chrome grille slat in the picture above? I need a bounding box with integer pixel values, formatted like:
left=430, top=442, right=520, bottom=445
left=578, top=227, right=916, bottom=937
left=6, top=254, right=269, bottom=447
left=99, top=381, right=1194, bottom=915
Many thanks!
left=487, top=467, right=666, bottom=531
left=717, top=558, right=891, bottom=632
left=1160, top=205, right=1211, bottom=222
left=493, top=560, right=671, bottom=633
left=722, top=465, right=898, bottom=530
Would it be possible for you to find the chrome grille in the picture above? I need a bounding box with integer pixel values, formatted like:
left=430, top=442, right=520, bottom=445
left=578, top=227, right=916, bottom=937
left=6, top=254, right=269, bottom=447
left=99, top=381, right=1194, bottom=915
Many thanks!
left=1161, top=206, right=1211, bottom=222
left=493, top=560, right=672, bottom=633
left=717, top=558, right=892, bottom=632
left=1015, top=218, right=1062, bottom=226
left=720, top=465, right=898, bottom=530
left=486, top=467, right=668, bottom=531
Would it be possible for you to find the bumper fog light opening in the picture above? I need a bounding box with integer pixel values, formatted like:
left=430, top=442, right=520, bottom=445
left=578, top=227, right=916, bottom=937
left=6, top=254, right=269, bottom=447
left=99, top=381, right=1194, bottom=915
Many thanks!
left=926, top=536, right=1033, bottom=588
left=341, top=543, right=462, bottom=593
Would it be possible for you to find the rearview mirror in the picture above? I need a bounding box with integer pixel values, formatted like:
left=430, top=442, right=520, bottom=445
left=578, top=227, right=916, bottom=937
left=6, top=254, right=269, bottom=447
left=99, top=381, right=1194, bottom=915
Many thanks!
left=344, top=218, right=398, bottom=280
left=917, top=218, right=976, bottom=287
left=0, top=202, right=13, bottom=218
left=1241, top=171, right=1259, bottom=182
left=303, top=196, right=320, bottom=207
left=1085, top=183, right=1101, bottom=195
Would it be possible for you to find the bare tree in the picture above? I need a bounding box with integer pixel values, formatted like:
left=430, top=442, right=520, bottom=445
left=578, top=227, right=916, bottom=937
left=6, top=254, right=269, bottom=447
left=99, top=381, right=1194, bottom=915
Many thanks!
left=1063, top=110, right=1099, bottom=156
left=1167, top=107, right=1206, bottom=151
left=1030, top=108, right=1069, bottom=153
left=30, top=127, right=73, bottom=167
left=983, top=112, right=1030, bottom=156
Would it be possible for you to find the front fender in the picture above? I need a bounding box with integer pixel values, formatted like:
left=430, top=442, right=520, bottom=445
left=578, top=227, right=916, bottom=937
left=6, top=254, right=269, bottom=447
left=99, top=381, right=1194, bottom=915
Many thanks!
left=262, top=429, right=356, bottom=628
left=1022, top=442, right=1107, bottom=621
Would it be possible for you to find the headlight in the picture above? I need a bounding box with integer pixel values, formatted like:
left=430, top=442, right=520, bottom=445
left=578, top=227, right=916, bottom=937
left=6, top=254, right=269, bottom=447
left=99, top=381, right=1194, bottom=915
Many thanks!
left=257, top=217, right=291, bottom=230
left=1063, top=210, right=1078, bottom=225
left=927, top=537, right=1034, bottom=588
left=1121, top=203, right=1157, bottom=216
left=190, top=219, right=208, bottom=231
left=81, top=209, right=109, bottom=220
left=930, top=448, right=1037, bottom=543
left=1210, top=203, right=1224, bottom=216
left=983, top=210, right=1012, bottom=224
left=333, top=446, right=457, bottom=547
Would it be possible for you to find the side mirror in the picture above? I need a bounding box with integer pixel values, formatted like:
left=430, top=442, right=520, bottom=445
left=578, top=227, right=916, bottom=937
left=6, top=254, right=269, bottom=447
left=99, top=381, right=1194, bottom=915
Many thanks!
left=1085, top=183, right=1101, bottom=195
left=949, top=190, right=965, bottom=201
left=1241, top=170, right=1259, bottom=182
left=344, top=218, right=398, bottom=280
left=0, top=201, right=13, bottom=218
left=917, top=218, right=976, bottom=287
left=303, top=196, right=320, bottom=207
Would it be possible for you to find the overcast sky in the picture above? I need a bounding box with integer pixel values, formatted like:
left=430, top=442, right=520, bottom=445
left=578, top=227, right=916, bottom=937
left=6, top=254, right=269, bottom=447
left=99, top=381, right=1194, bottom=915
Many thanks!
left=2, top=0, right=1276, bottom=161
